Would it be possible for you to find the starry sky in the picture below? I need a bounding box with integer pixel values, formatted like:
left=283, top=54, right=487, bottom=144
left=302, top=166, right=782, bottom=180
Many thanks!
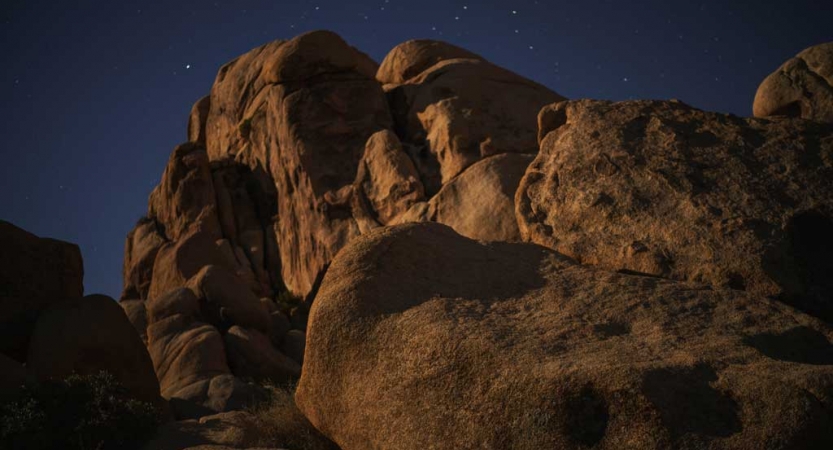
left=1, top=0, right=831, bottom=299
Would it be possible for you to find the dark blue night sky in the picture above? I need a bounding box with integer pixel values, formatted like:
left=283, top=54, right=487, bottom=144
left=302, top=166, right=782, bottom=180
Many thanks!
left=1, top=0, right=831, bottom=299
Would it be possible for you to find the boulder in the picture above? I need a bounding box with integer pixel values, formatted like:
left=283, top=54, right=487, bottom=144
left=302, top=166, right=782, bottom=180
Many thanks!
left=26, top=294, right=161, bottom=406
left=224, top=326, right=301, bottom=383
left=148, top=142, right=222, bottom=243
left=355, top=130, right=425, bottom=224
left=148, top=228, right=230, bottom=301
left=205, top=30, right=392, bottom=297
left=121, top=217, right=166, bottom=300
left=753, top=42, right=833, bottom=123
left=188, top=95, right=211, bottom=145
left=147, top=288, right=231, bottom=399
left=0, top=220, right=83, bottom=361
left=120, top=298, right=149, bottom=345
left=186, top=265, right=270, bottom=333
left=268, top=311, right=292, bottom=347
left=382, top=43, right=565, bottom=193
left=297, top=223, right=833, bottom=449
left=517, top=99, right=833, bottom=322
left=376, top=39, right=485, bottom=85
left=394, top=153, right=533, bottom=242
left=280, top=330, right=305, bottom=366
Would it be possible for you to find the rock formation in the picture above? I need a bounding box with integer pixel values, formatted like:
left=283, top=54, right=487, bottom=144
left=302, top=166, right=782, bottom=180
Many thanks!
left=517, top=99, right=833, bottom=322
left=120, top=30, right=564, bottom=410
left=753, top=42, right=833, bottom=123
left=0, top=221, right=163, bottom=412
left=297, top=222, right=833, bottom=449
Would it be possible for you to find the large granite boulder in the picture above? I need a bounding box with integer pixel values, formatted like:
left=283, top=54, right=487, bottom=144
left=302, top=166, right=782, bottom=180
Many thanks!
left=380, top=40, right=565, bottom=194
left=753, top=42, right=833, bottom=123
left=297, top=223, right=833, bottom=449
left=517, top=99, right=833, bottom=322
left=26, top=294, right=162, bottom=406
left=0, top=220, right=83, bottom=361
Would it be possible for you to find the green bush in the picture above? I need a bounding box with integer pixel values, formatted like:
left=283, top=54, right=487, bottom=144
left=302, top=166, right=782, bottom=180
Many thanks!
left=0, top=371, right=161, bottom=450
left=275, top=290, right=303, bottom=314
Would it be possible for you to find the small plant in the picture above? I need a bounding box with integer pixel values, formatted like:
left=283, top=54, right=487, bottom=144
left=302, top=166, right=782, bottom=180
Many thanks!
left=238, top=117, right=253, bottom=139
left=275, top=290, right=303, bottom=314
left=0, top=371, right=162, bottom=450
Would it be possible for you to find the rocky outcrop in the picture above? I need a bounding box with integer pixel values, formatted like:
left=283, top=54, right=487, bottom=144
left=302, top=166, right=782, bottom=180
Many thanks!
left=122, top=31, right=559, bottom=404
left=381, top=39, right=565, bottom=194
left=517, top=99, right=833, bottom=322
left=753, top=42, right=833, bottom=123
left=297, top=222, right=833, bottom=449
left=0, top=220, right=83, bottom=361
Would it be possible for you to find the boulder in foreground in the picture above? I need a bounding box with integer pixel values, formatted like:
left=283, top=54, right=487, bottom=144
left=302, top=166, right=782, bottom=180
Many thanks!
left=297, top=223, right=833, bottom=449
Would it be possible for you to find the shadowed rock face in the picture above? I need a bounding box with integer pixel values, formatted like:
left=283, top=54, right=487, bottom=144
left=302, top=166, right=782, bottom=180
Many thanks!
left=0, top=220, right=83, bottom=361
left=753, top=42, right=833, bottom=123
left=517, top=99, right=833, bottom=323
left=297, top=223, right=833, bottom=449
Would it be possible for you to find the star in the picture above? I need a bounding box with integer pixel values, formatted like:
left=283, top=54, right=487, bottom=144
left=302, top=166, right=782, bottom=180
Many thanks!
left=623, top=77, right=629, bottom=82
left=185, top=64, right=191, bottom=69
left=512, top=10, right=518, bottom=14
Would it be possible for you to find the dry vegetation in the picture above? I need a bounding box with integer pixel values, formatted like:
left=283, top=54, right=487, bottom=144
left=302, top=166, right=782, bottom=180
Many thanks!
left=227, top=382, right=339, bottom=450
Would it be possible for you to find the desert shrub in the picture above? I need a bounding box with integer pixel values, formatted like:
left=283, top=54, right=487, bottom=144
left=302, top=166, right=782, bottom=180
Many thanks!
left=238, top=117, right=253, bottom=139
left=275, top=290, right=303, bottom=314
left=242, top=382, right=339, bottom=450
left=0, top=371, right=161, bottom=450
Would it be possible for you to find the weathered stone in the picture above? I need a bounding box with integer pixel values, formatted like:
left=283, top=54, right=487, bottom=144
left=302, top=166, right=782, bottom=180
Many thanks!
left=297, top=223, right=833, bottom=449
left=147, top=288, right=230, bottom=400
left=120, top=298, right=149, bottom=345
left=205, top=31, right=392, bottom=297
left=27, top=295, right=161, bottom=406
left=148, top=228, right=230, bottom=301
left=122, top=218, right=166, bottom=300
left=224, top=326, right=301, bottom=383
left=188, top=95, right=212, bottom=145
left=394, top=153, right=533, bottom=242
left=383, top=46, right=564, bottom=193
left=281, top=330, right=305, bottom=366
left=376, top=39, right=485, bottom=85
left=0, top=220, right=83, bottom=361
left=148, top=142, right=222, bottom=243
left=186, top=265, right=270, bottom=333
left=753, top=42, right=833, bottom=123
left=268, top=311, right=292, bottom=348
left=355, top=130, right=425, bottom=224
left=517, top=99, right=833, bottom=322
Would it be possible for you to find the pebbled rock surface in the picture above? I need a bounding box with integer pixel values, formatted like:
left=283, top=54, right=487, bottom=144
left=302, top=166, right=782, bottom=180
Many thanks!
left=297, top=223, right=833, bottom=450
left=517, top=99, right=833, bottom=322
